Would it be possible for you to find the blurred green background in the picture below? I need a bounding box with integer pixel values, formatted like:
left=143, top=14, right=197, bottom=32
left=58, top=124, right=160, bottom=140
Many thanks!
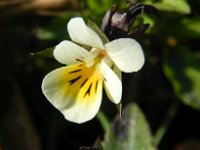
left=0, top=0, right=200, bottom=150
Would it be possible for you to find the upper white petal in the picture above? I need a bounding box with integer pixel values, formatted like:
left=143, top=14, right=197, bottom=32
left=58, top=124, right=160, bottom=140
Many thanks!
left=105, top=38, right=145, bottom=73
left=54, top=40, right=92, bottom=65
left=67, top=17, right=104, bottom=49
left=101, top=62, right=122, bottom=104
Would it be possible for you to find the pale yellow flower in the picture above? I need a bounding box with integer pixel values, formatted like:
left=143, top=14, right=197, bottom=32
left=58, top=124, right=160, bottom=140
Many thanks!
left=42, top=17, right=144, bottom=123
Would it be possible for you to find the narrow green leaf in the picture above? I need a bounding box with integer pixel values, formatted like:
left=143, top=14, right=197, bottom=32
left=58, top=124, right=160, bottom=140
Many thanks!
left=96, top=111, right=110, bottom=133
left=87, top=19, right=109, bottom=44
left=153, top=102, right=179, bottom=146
left=163, top=46, right=200, bottom=111
left=102, top=103, right=155, bottom=150
left=31, top=47, right=55, bottom=58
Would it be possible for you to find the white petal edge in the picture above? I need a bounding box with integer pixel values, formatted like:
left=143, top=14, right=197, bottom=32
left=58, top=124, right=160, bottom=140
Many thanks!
left=42, top=66, right=103, bottom=124
left=54, top=40, right=92, bottom=65
left=42, top=67, right=74, bottom=110
left=101, top=62, right=122, bottom=104
left=62, top=85, right=103, bottom=124
left=67, top=17, right=104, bottom=49
left=105, top=38, right=145, bottom=73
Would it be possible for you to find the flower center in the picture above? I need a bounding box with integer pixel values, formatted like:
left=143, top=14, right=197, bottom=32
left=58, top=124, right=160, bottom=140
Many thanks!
left=98, top=50, right=106, bottom=59
left=85, top=49, right=107, bottom=68
left=93, top=49, right=107, bottom=65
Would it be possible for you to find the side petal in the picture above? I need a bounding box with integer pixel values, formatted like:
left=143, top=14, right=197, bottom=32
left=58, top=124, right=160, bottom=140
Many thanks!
left=101, top=62, right=122, bottom=104
left=42, top=63, right=103, bottom=124
left=54, top=40, right=92, bottom=65
left=67, top=17, right=104, bottom=49
left=102, top=57, right=122, bottom=80
left=105, top=38, right=145, bottom=73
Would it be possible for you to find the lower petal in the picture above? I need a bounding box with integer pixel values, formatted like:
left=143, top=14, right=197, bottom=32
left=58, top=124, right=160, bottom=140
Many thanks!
left=42, top=63, right=103, bottom=123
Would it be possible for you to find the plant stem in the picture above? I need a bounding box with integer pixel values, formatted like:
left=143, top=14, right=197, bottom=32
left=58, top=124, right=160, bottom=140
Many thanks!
left=96, top=111, right=110, bottom=132
left=153, top=101, right=180, bottom=146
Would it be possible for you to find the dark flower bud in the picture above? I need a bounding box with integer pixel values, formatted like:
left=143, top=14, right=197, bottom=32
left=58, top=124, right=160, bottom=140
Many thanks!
left=101, top=3, right=159, bottom=41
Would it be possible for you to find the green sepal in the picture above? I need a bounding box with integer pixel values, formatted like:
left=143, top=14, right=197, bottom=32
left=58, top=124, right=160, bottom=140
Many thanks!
left=30, top=47, right=55, bottom=59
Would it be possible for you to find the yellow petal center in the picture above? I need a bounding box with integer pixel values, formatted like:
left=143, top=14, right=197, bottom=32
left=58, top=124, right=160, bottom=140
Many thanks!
left=59, top=59, right=103, bottom=104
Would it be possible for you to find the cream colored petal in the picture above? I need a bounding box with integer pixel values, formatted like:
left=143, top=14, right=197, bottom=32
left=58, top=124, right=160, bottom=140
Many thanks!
left=102, top=57, right=121, bottom=80
left=105, top=38, right=145, bottom=73
left=42, top=63, right=103, bottom=123
left=54, top=40, right=92, bottom=65
left=101, top=62, right=122, bottom=104
left=67, top=17, right=104, bottom=49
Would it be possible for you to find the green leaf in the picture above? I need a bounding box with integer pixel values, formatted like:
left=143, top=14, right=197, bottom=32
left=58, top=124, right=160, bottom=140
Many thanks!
left=31, top=47, right=55, bottom=58
left=145, top=0, right=191, bottom=14
left=86, top=0, right=113, bottom=14
left=163, top=46, right=200, bottom=111
left=164, top=18, right=200, bottom=39
left=180, top=18, right=200, bottom=38
left=101, top=103, right=155, bottom=150
left=87, top=19, right=109, bottom=44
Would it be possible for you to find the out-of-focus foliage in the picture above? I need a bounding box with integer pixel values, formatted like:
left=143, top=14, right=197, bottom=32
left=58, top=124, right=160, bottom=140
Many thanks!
left=36, top=14, right=74, bottom=41
left=143, top=0, right=191, bottom=14
left=87, top=0, right=116, bottom=14
left=168, top=18, right=200, bottom=39
left=136, top=0, right=200, bottom=112
left=99, top=103, right=155, bottom=150
left=164, top=47, right=200, bottom=111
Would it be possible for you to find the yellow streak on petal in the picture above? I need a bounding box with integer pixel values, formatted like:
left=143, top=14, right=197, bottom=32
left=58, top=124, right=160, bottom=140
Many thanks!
left=59, top=62, right=103, bottom=104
